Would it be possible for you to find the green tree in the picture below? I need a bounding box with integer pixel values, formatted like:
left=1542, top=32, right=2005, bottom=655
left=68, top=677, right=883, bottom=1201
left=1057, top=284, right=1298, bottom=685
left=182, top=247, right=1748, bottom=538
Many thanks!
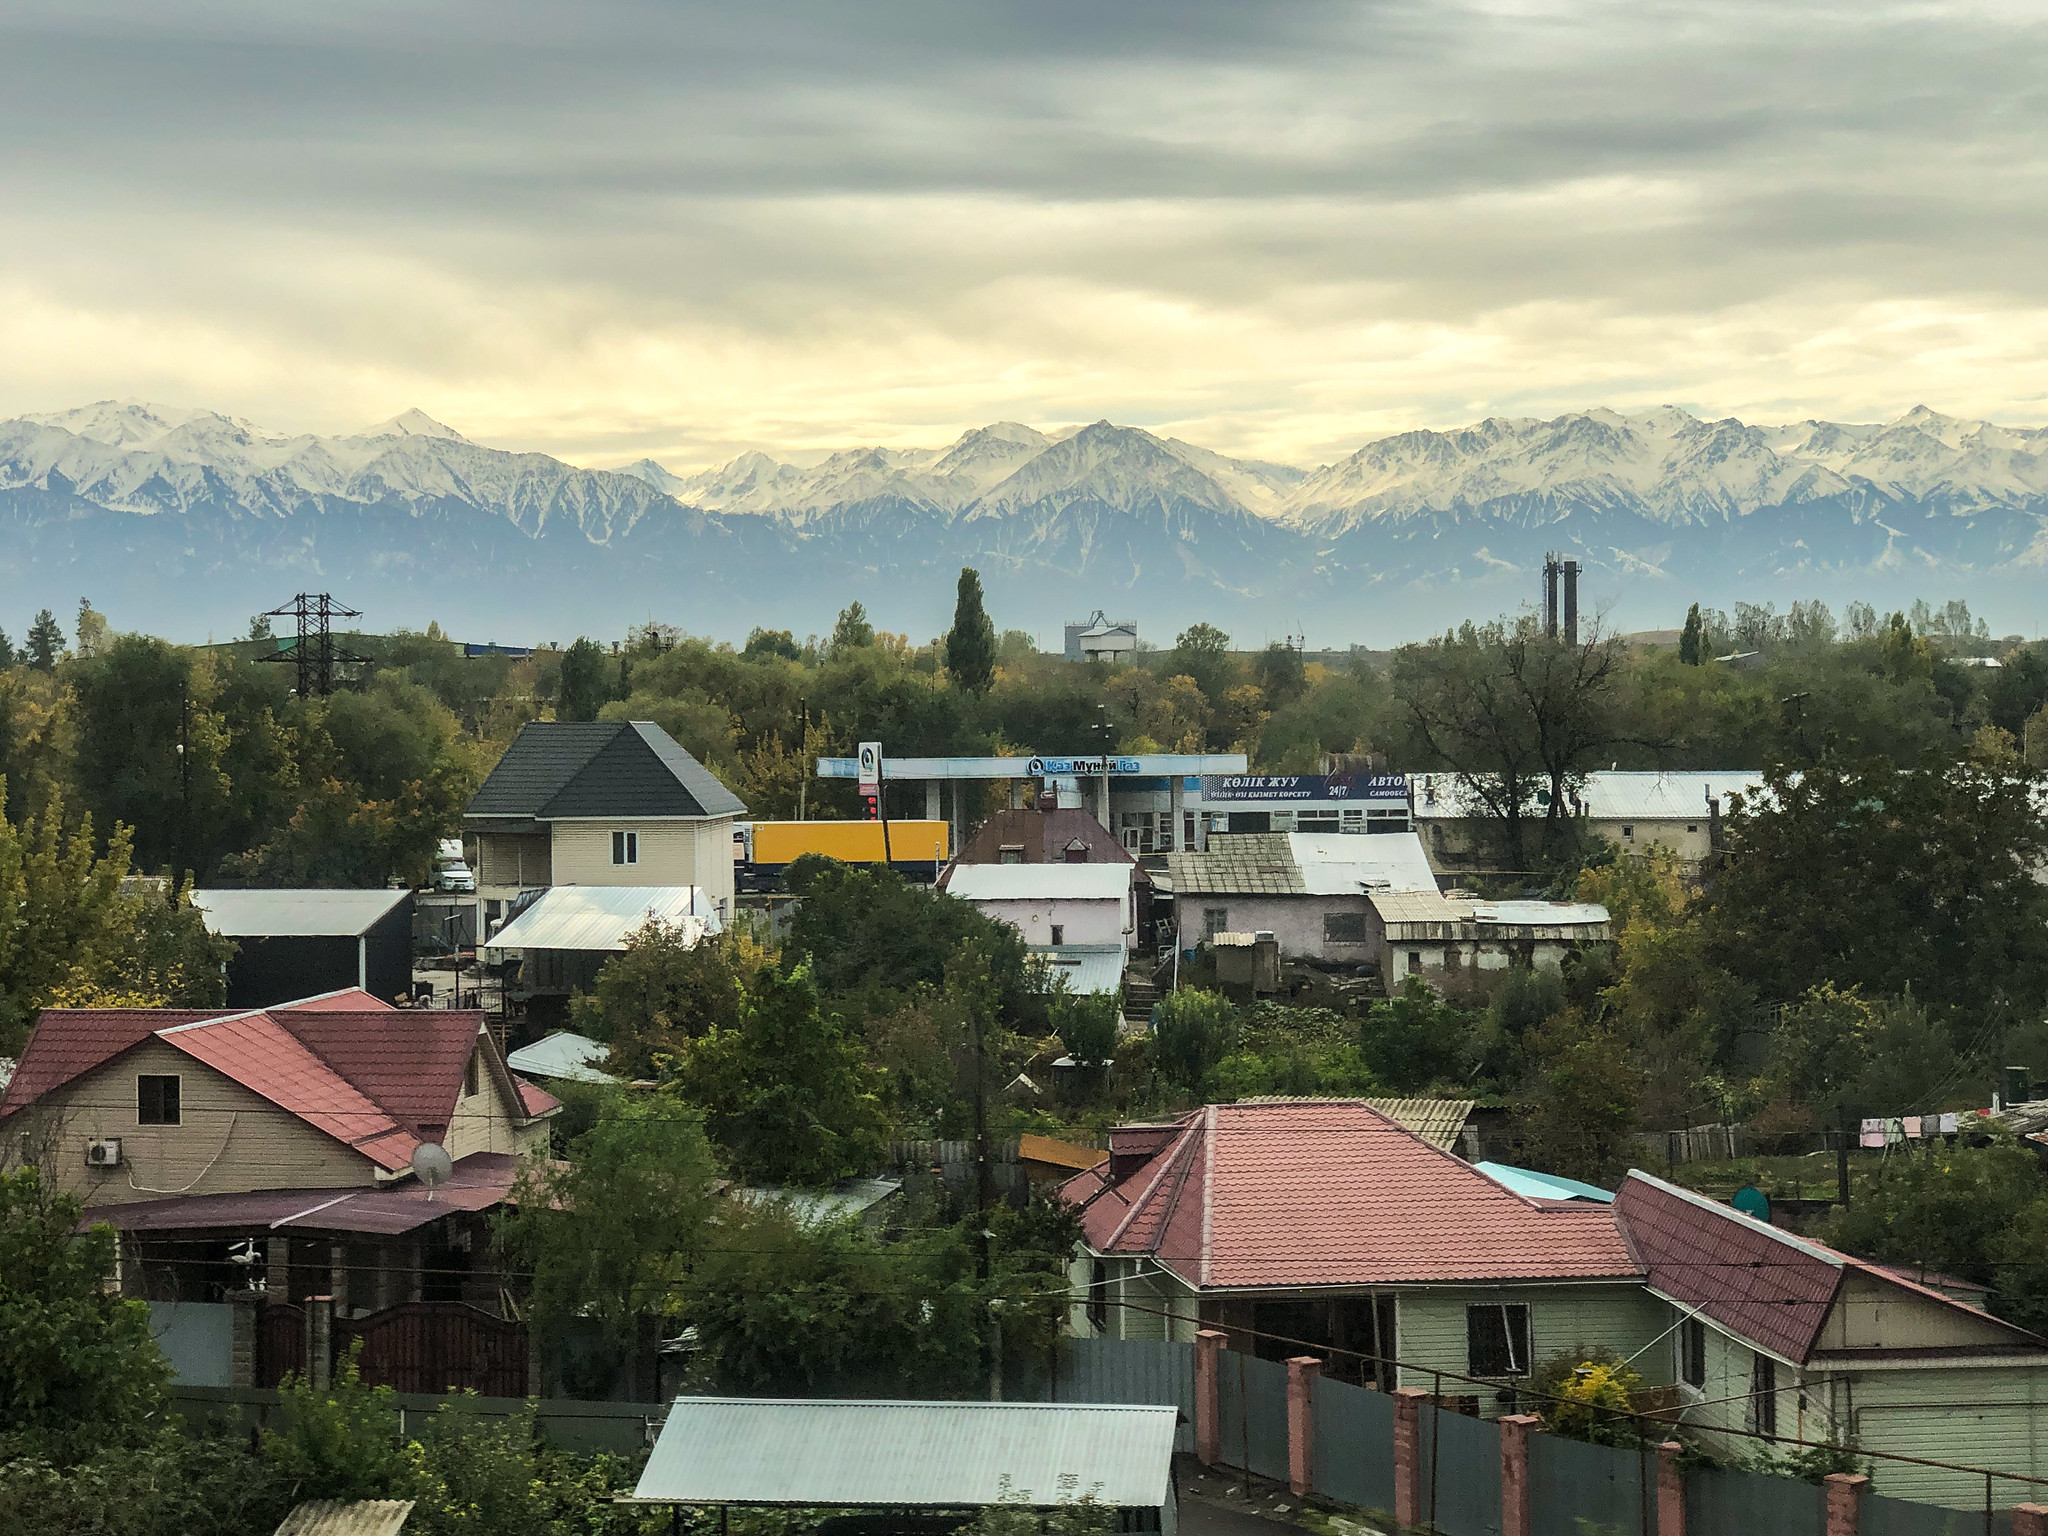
left=1049, top=980, right=1119, bottom=1067
left=0, top=1167, right=168, bottom=1461
left=73, top=598, right=108, bottom=661
left=1359, top=977, right=1470, bottom=1091
left=498, top=1093, right=722, bottom=1397
left=742, top=626, right=803, bottom=662
left=555, top=637, right=615, bottom=721
left=1168, top=623, right=1235, bottom=704
left=1519, top=1008, right=1644, bottom=1185
left=665, top=961, right=889, bottom=1185
left=1752, top=985, right=1968, bottom=1131
left=0, top=629, right=15, bottom=668
left=946, top=567, right=998, bottom=695
left=25, top=609, right=64, bottom=672
left=1253, top=642, right=1307, bottom=706
left=832, top=601, right=876, bottom=653
left=1704, top=756, right=2048, bottom=1023
left=571, top=919, right=755, bottom=1077
left=1153, top=987, right=1239, bottom=1094
left=1678, top=603, right=1704, bottom=666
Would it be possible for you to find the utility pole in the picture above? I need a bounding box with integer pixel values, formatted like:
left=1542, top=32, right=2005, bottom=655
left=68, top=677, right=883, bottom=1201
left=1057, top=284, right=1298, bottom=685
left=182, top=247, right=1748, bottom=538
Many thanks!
left=972, top=979, right=999, bottom=1399
left=177, top=678, right=191, bottom=881
left=795, top=699, right=810, bottom=821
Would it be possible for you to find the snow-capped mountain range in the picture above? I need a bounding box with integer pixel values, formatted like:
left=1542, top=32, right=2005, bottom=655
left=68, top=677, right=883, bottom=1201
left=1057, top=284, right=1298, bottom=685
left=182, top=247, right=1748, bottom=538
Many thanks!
left=3, top=399, right=2045, bottom=643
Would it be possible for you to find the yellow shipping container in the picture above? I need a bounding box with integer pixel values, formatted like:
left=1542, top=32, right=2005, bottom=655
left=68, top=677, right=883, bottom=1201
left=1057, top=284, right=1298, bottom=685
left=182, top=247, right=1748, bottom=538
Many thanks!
left=748, top=820, right=950, bottom=865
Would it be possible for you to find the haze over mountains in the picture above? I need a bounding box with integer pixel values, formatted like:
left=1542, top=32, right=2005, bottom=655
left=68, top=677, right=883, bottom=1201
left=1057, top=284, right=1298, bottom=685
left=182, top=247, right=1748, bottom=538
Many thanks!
left=4, top=400, right=2046, bottom=646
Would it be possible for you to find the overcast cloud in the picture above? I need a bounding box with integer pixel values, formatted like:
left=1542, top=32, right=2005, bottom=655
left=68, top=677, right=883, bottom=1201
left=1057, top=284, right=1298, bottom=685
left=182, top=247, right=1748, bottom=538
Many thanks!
left=3, top=0, right=2047, bottom=467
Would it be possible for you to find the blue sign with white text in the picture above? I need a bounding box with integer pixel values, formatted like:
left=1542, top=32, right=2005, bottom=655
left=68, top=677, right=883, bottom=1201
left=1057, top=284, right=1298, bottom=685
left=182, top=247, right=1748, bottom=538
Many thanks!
left=1199, top=773, right=1410, bottom=803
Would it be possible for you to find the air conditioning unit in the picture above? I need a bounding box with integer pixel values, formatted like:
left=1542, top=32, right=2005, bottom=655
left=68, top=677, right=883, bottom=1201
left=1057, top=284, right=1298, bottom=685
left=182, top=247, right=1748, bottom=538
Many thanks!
left=86, top=1138, right=122, bottom=1167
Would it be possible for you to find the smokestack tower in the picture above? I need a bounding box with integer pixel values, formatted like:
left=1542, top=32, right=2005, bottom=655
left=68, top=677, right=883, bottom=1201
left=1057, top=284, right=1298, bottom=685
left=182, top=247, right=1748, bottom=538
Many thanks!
left=1542, top=554, right=1561, bottom=639
left=1563, top=559, right=1580, bottom=647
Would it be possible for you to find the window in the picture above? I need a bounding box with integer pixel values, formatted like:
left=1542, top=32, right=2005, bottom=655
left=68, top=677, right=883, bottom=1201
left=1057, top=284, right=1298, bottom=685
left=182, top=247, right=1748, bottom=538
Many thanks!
left=1686, top=824, right=1698, bottom=834
left=1050, top=924, right=1066, bottom=946
left=1408, top=950, right=1423, bottom=970
left=137, top=1075, right=181, bottom=1126
left=999, top=845, right=1025, bottom=865
left=1203, top=908, right=1230, bottom=940
left=463, top=1052, right=480, bottom=1098
left=1680, top=1317, right=1706, bottom=1388
left=611, top=830, right=638, bottom=865
left=1087, top=1258, right=1108, bottom=1334
left=1749, top=1353, right=1778, bottom=1438
left=1324, top=912, right=1368, bottom=944
left=1466, top=1303, right=1531, bottom=1377
left=1621, top=824, right=1635, bottom=840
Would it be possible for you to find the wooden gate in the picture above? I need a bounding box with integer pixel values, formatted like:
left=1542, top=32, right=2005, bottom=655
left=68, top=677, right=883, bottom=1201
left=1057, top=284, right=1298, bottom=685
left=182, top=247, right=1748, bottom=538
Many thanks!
left=256, top=1302, right=306, bottom=1388
left=337, top=1302, right=528, bottom=1397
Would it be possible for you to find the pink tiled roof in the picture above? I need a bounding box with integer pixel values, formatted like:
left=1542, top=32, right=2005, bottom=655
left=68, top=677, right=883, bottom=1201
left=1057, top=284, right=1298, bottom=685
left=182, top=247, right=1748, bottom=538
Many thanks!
left=1614, top=1172, right=2045, bottom=1363
left=273, top=987, right=396, bottom=1012
left=90, top=1152, right=522, bottom=1237
left=1060, top=1100, right=1641, bottom=1288
left=162, top=1013, right=420, bottom=1173
left=278, top=1009, right=481, bottom=1134
left=515, top=1076, right=562, bottom=1118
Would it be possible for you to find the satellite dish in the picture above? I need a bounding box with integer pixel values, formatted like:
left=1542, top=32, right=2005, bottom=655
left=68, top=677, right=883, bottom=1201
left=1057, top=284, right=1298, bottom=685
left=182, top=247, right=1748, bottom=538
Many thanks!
left=411, top=1142, right=454, bottom=1201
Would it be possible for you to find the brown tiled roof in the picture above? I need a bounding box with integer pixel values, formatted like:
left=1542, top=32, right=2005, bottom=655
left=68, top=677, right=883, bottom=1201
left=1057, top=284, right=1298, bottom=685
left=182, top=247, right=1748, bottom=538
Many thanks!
left=1612, top=1172, right=2045, bottom=1363
left=958, top=810, right=1149, bottom=884
left=89, top=1152, right=522, bottom=1236
left=1061, top=1100, right=1639, bottom=1289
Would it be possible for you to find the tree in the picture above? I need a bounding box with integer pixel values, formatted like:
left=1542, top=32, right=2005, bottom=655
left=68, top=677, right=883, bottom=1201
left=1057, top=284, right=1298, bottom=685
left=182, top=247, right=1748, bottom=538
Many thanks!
left=25, top=609, right=64, bottom=672
left=1358, top=977, right=1469, bottom=1091
left=1253, top=642, right=1307, bottom=706
left=498, top=1093, right=722, bottom=1397
left=247, top=612, right=274, bottom=642
left=1703, top=756, right=2048, bottom=1023
left=570, top=919, right=755, bottom=1077
left=832, top=601, right=876, bottom=653
left=0, top=629, right=14, bottom=668
left=743, top=626, right=802, bottom=662
left=946, top=567, right=998, bottom=695
left=664, top=961, right=889, bottom=1185
left=1153, top=987, right=1238, bottom=1094
left=555, top=637, right=614, bottom=722
left=1678, top=603, right=1704, bottom=665
left=1751, top=985, right=1968, bottom=1131
left=0, top=1167, right=167, bottom=1461
left=1049, top=979, right=1119, bottom=1066
left=1168, top=623, right=1235, bottom=704
left=72, top=598, right=108, bottom=661
left=1518, top=1008, right=1645, bottom=1185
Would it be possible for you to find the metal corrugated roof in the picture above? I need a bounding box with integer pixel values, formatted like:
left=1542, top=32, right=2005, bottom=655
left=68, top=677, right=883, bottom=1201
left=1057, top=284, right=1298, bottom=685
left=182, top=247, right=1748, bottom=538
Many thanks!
left=736, top=1178, right=903, bottom=1224
left=485, top=886, right=719, bottom=955
left=191, top=888, right=408, bottom=937
left=1032, top=944, right=1125, bottom=998
left=1411, top=771, right=1764, bottom=823
left=945, top=865, right=1132, bottom=901
left=1368, top=889, right=1472, bottom=925
left=1475, top=1162, right=1615, bottom=1202
left=1288, top=832, right=1438, bottom=895
left=274, top=1502, right=415, bottom=1536
left=1362, top=1097, right=1475, bottom=1149
left=633, top=1400, right=1177, bottom=1508
left=1472, top=900, right=1610, bottom=927
left=505, top=1030, right=615, bottom=1083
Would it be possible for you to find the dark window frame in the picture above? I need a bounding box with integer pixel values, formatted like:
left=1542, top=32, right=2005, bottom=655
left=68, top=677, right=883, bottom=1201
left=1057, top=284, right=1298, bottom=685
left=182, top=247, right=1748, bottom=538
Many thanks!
left=1087, top=1258, right=1109, bottom=1334
left=1323, top=911, right=1369, bottom=943
left=1749, top=1352, right=1778, bottom=1438
left=137, top=1074, right=182, bottom=1126
left=612, top=829, right=639, bottom=865
left=1466, top=1302, right=1531, bottom=1377
left=1681, top=1317, right=1706, bottom=1388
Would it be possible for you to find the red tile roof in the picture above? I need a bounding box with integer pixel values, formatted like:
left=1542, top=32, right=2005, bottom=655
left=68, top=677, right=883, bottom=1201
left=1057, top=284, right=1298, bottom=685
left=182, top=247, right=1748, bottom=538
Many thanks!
left=1, top=997, right=536, bottom=1180
left=515, top=1077, right=562, bottom=1118
left=1060, top=1100, right=1641, bottom=1288
left=1612, top=1172, right=2045, bottom=1363
left=162, top=1013, right=420, bottom=1173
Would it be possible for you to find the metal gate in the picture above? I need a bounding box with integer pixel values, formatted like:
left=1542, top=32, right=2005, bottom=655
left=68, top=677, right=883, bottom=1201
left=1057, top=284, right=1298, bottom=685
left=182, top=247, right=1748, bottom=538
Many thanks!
left=255, top=1302, right=306, bottom=1388
left=338, top=1302, right=527, bottom=1397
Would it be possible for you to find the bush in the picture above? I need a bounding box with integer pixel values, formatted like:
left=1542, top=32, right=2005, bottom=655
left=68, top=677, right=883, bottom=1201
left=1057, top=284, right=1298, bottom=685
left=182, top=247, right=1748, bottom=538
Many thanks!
left=1152, top=988, right=1239, bottom=1093
left=1534, top=1350, right=1643, bottom=1447
left=1050, top=983, right=1119, bottom=1066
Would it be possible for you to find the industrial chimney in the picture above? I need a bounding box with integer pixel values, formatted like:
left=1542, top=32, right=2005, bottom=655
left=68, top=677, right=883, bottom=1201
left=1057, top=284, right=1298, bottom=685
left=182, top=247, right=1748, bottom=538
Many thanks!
left=1563, top=559, right=1580, bottom=647
left=1542, top=554, right=1561, bottom=639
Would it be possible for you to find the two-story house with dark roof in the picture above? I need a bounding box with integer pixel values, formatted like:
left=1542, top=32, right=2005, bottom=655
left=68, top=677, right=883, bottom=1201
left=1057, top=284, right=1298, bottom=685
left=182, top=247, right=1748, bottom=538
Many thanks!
left=466, top=720, right=748, bottom=916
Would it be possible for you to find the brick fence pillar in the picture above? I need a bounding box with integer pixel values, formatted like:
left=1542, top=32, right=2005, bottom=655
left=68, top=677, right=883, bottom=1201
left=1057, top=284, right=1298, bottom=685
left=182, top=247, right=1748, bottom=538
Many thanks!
left=306, top=1295, right=334, bottom=1392
left=1657, top=1441, right=1686, bottom=1536
left=1824, top=1473, right=1868, bottom=1536
left=1392, top=1387, right=1430, bottom=1530
left=1498, top=1414, right=1542, bottom=1536
left=2013, top=1506, right=2048, bottom=1536
left=1194, top=1329, right=1225, bottom=1468
left=1286, top=1357, right=1322, bottom=1496
left=227, top=1290, right=262, bottom=1388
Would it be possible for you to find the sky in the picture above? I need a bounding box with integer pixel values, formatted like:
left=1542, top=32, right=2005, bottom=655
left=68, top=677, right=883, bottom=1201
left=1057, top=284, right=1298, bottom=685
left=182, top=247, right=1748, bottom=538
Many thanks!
left=4, top=0, right=2048, bottom=471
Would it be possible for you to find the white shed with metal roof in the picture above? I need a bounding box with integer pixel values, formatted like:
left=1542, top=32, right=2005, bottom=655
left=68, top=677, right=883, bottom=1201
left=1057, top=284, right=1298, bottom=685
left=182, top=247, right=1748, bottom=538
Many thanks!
left=631, top=1399, right=1177, bottom=1531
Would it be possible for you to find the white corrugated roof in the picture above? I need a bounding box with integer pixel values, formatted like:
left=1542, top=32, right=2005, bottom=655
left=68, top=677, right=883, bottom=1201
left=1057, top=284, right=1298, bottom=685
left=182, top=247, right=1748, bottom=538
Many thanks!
left=1288, top=831, right=1438, bottom=894
left=485, top=885, right=719, bottom=955
left=1031, top=944, right=1126, bottom=998
left=633, top=1400, right=1178, bottom=1508
left=191, top=888, right=409, bottom=938
left=1472, top=900, right=1609, bottom=926
left=505, top=1030, right=615, bottom=1083
left=945, top=864, right=1131, bottom=901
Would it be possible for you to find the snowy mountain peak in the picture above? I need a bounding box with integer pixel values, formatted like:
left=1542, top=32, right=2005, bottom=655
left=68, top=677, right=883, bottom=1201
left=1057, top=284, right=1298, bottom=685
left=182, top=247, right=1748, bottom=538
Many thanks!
left=353, top=408, right=470, bottom=443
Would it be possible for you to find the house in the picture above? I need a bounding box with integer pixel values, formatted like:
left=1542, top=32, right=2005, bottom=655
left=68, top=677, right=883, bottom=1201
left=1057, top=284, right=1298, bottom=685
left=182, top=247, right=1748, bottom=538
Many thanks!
left=1411, top=771, right=1763, bottom=876
left=0, top=988, right=558, bottom=1316
left=940, top=862, right=1137, bottom=952
left=957, top=808, right=1155, bottom=942
left=632, top=1398, right=1179, bottom=1534
left=1366, top=891, right=1611, bottom=990
left=1065, top=610, right=1140, bottom=664
left=1059, top=1100, right=1666, bottom=1398
left=1613, top=1171, right=2048, bottom=1507
left=190, top=889, right=414, bottom=1008
left=504, top=1030, right=615, bottom=1085
left=1167, top=831, right=1439, bottom=964
left=483, top=883, right=722, bottom=1002
left=465, top=719, right=747, bottom=924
